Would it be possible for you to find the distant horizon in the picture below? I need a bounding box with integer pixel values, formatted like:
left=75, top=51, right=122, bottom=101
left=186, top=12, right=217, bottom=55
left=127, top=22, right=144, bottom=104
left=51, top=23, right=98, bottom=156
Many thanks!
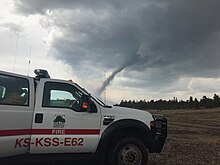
left=118, top=94, right=220, bottom=110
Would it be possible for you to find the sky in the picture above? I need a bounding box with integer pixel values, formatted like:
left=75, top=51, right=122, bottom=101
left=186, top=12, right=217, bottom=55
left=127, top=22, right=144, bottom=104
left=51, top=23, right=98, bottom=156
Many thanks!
left=1, top=0, right=220, bottom=104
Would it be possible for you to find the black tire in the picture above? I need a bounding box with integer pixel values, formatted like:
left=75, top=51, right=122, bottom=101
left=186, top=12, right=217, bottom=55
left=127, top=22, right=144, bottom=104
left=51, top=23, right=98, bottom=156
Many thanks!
left=108, top=137, right=148, bottom=165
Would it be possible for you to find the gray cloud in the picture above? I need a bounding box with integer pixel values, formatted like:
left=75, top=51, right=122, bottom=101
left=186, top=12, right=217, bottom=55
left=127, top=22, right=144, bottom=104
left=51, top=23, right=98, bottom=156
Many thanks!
left=1, top=23, right=23, bottom=33
left=15, top=0, right=138, bottom=14
left=15, top=0, right=220, bottom=97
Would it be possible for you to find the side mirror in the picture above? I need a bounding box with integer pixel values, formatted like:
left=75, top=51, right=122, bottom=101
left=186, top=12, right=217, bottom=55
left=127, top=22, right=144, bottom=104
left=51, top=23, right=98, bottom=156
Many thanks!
left=81, top=95, right=97, bottom=113
left=81, top=95, right=90, bottom=112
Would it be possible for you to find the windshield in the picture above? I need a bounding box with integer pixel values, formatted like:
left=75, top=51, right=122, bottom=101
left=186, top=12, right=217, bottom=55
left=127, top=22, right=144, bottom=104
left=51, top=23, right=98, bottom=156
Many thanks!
left=91, top=94, right=106, bottom=107
left=73, top=82, right=111, bottom=107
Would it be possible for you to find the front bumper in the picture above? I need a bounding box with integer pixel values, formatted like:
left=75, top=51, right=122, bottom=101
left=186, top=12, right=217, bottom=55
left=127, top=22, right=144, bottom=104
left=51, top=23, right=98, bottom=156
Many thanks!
left=149, top=115, right=167, bottom=153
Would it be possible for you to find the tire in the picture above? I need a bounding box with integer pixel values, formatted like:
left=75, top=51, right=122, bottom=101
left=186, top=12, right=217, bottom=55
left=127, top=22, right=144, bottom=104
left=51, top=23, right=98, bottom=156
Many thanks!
left=108, top=137, right=148, bottom=165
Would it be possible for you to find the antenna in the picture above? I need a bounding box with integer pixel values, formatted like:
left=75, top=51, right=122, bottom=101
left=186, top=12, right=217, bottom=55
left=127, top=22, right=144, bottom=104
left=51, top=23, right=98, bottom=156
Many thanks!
left=104, top=70, right=107, bottom=104
left=13, top=32, right=19, bottom=72
left=27, top=45, right=31, bottom=76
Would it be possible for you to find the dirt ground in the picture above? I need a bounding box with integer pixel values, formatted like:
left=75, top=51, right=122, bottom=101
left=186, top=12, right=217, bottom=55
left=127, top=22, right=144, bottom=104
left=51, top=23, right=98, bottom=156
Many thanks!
left=2, top=108, right=220, bottom=165
left=148, top=108, right=220, bottom=165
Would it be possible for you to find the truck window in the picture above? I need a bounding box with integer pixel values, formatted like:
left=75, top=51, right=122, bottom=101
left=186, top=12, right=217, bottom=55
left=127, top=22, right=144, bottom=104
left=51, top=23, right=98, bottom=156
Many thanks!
left=0, top=74, right=29, bottom=106
left=0, top=86, right=6, bottom=98
left=42, top=82, right=84, bottom=112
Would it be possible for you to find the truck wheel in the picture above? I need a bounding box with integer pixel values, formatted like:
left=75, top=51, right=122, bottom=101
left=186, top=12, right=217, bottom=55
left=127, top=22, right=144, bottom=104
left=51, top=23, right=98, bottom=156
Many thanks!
left=109, top=137, right=148, bottom=165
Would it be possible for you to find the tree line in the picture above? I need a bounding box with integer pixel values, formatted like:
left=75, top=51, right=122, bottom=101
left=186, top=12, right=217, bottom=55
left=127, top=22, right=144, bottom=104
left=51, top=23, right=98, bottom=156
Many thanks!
left=117, top=94, right=220, bottom=110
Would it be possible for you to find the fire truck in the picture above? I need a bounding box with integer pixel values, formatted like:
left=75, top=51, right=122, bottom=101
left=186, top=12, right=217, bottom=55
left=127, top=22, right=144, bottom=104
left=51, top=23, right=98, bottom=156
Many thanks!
left=0, top=69, right=167, bottom=165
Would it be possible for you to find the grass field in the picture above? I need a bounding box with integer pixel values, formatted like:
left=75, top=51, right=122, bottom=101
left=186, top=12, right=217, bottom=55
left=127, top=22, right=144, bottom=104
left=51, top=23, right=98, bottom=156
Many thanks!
left=148, top=108, right=220, bottom=165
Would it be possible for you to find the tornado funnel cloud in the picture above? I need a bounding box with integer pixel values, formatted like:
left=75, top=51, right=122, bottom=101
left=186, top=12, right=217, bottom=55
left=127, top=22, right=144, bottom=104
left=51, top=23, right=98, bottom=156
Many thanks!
left=97, top=66, right=125, bottom=96
left=97, top=53, right=141, bottom=96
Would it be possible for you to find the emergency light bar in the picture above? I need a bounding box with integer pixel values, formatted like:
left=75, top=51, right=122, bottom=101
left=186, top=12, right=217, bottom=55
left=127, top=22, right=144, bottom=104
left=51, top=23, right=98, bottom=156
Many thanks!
left=34, top=69, right=50, bottom=79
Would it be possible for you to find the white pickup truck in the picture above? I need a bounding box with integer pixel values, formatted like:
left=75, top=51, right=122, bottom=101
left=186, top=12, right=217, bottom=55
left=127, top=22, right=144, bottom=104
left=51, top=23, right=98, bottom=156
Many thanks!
left=0, top=69, right=167, bottom=165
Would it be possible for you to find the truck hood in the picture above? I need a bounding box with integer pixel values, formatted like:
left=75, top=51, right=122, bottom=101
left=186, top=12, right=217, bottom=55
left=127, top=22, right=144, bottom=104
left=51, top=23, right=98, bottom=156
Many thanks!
left=101, top=106, right=154, bottom=128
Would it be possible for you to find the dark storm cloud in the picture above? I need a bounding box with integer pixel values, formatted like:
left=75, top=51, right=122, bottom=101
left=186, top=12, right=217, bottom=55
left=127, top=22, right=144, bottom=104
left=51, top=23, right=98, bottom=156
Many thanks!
left=15, top=0, right=220, bottom=93
left=15, top=0, right=133, bottom=14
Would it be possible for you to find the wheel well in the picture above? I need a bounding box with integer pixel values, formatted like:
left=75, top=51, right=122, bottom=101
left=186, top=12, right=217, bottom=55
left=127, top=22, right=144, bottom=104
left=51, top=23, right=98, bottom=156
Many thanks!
left=107, top=126, right=150, bottom=149
left=96, top=119, right=153, bottom=163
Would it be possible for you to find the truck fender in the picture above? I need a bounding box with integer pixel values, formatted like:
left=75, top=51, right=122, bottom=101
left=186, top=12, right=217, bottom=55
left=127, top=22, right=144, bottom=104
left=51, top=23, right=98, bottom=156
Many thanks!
left=95, top=119, right=152, bottom=164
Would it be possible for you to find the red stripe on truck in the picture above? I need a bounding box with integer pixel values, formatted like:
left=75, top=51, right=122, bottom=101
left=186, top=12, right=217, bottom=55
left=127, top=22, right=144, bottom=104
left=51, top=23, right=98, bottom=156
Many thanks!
left=0, top=129, right=100, bottom=136
left=0, top=129, right=31, bottom=136
left=31, top=129, right=100, bottom=135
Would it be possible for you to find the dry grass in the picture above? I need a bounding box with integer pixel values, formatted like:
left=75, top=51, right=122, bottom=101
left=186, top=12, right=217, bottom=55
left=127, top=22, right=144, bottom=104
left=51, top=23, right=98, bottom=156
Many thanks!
left=148, top=108, right=220, bottom=165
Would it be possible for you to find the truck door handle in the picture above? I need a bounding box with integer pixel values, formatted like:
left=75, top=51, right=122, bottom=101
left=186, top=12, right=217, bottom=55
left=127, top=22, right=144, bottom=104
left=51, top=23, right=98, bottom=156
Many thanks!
left=35, top=113, right=44, bottom=123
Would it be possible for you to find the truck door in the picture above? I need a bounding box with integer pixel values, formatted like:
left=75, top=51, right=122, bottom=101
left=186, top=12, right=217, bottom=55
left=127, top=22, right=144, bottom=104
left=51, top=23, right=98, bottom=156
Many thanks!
left=30, top=80, right=101, bottom=154
left=0, top=72, right=34, bottom=157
